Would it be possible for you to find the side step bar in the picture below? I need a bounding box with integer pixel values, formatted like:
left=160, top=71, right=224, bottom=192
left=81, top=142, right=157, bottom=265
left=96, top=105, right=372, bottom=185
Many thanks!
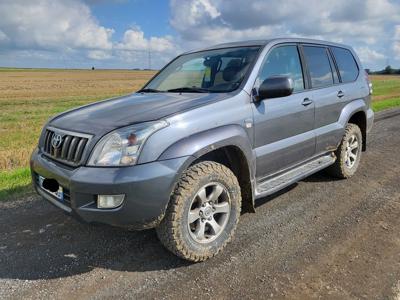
left=255, top=154, right=336, bottom=199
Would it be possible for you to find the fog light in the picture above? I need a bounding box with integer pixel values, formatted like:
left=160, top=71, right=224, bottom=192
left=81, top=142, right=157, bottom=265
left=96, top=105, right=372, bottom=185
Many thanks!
left=97, top=194, right=125, bottom=209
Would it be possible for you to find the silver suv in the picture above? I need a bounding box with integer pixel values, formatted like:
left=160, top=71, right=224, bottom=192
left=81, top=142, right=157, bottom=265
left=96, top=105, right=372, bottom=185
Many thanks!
left=31, top=38, right=374, bottom=261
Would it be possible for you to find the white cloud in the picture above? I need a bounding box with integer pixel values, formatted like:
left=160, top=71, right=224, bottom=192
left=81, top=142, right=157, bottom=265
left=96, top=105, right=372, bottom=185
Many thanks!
left=0, top=30, right=8, bottom=43
left=170, top=0, right=220, bottom=29
left=0, top=0, right=113, bottom=51
left=0, top=0, right=178, bottom=68
left=0, top=0, right=398, bottom=70
left=355, top=47, right=386, bottom=63
left=170, top=0, right=400, bottom=69
left=114, top=28, right=177, bottom=68
left=171, top=0, right=400, bottom=43
left=116, top=28, right=174, bottom=52
left=87, top=50, right=112, bottom=60
left=394, top=25, right=400, bottom=60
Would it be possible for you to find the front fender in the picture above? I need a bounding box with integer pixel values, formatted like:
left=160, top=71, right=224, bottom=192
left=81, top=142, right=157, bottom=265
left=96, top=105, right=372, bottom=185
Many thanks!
left=158, top=124, right=256, bottom=213
left=159, top=124, right=255, bottom=176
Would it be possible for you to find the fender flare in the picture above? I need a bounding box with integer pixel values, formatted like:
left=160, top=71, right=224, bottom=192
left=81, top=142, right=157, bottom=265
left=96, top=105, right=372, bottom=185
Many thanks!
left=159, top=125, right=254, bottom=170
left=159, top=125, right=256, bottom=210
left=338, top=99, right=367, bottom=127
left=337, top=99, right=368, bottom=150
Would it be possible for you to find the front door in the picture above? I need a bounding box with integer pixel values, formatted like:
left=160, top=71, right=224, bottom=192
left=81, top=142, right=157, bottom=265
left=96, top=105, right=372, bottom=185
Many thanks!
left=252, top=44, right=315, bottom=178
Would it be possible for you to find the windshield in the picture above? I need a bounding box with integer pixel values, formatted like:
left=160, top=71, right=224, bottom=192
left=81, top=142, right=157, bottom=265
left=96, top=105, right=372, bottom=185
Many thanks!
left=142, top=46, right=261, bottom=93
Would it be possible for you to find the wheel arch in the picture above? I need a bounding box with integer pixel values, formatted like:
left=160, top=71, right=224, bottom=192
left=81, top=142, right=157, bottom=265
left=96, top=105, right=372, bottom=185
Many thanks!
left=338, top=99, right=368, bottom=151
left=348, top=111, right=367, bottom=151
left=159, top=125, right=256, bottom=213
left=190, top=146, right=255, bottom=213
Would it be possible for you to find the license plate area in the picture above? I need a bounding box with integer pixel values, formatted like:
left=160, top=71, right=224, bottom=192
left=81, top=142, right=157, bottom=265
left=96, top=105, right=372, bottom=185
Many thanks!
left=38, top=176, right=64, bottom=201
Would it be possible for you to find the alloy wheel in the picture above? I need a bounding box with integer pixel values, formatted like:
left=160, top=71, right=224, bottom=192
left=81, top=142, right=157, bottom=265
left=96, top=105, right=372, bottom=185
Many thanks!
left=187, top=182, right=231, bottom=244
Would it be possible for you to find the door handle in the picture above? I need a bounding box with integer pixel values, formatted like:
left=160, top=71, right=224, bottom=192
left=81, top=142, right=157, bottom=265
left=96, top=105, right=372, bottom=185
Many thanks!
left=302, top=98, right=313, bottom=106
left=337, top=91, right=345, bottom=98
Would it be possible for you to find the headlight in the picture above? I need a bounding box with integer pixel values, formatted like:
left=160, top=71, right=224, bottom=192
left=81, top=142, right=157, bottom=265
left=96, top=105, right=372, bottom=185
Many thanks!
left=88, top=121, right=168, bottom=166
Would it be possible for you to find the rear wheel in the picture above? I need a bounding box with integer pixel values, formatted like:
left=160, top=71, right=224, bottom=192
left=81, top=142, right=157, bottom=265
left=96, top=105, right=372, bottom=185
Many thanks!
left=327, top=123, right=363, bottom=178
left=156, top=161, right=241, bottom=262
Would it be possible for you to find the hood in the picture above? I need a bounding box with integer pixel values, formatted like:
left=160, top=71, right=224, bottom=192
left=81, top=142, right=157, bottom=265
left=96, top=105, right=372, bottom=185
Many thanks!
left=49, top=92, right=231, bottom=136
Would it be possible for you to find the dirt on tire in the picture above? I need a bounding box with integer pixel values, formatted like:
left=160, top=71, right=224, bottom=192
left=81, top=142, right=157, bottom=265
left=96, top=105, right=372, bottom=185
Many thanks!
left=156, top=161, right=241, bottom=262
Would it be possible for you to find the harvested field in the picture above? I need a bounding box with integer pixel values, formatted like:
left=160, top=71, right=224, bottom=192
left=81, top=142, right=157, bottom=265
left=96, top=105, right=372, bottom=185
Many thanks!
left=0, top=69, right=155, bottom=171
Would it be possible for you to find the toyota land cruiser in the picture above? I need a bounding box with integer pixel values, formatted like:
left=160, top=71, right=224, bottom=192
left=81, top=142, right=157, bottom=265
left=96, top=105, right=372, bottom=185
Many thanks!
left=30, top=38, right=374, bottom=261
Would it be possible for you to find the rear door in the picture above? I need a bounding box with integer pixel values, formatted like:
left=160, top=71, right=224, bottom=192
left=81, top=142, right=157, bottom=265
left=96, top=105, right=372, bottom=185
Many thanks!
left=301, top=45, right=343, bottom=154
left=252, top=44, right=315, bottom=178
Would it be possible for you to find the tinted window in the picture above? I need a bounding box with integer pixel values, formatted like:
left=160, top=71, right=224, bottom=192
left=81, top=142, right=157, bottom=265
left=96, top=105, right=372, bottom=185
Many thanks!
left=331, top=47, right=359, bottom=82
left=257, top=45, right=304, bottom=92
left=303, top=46, right=333, bottom=88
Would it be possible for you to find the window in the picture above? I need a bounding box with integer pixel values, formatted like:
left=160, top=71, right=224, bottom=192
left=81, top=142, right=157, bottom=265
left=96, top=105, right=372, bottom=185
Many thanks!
left=303, top=46, right=334, bottom=88
left=331, top=47, right=359, bottom=83
left=145, top=46, right=260, bottom=93
left=257, top=45, right=304, bottom=92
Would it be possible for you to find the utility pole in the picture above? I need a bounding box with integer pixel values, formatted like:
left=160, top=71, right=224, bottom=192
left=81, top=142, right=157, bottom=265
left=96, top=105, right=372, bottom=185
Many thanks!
left=148, top=47, right=152, bottom=70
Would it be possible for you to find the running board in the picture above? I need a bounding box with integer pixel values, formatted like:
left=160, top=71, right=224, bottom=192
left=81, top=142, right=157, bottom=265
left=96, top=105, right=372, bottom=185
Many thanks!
left=255, top=154, right=336, bottom=198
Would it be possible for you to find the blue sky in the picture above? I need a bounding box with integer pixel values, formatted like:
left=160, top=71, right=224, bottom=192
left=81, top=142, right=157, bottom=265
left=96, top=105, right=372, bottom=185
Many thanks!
left=0, top=0, right=399, bottom=70
left=90, top=0, right=174, bottom=40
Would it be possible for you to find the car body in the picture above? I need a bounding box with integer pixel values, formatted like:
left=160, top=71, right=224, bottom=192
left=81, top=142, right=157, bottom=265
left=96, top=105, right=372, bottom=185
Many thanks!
left=31, top=38, right=373, bottom=260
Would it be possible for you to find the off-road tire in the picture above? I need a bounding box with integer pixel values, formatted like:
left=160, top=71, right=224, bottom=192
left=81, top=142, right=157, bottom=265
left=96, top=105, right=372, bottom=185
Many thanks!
left=327, top=123, right=363, bottom=179
left=156, top=161, right=241, bottom=262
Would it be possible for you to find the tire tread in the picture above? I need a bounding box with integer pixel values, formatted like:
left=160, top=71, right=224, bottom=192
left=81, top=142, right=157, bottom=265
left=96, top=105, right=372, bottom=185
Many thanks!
left=327, top=123, right=362, bottom=179
left=156, top=161, right=241, bottom=262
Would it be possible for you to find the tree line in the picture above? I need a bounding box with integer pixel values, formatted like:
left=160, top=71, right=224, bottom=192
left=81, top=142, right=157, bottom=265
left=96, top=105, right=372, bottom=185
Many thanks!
left=368, top=66, right=400, bottom=75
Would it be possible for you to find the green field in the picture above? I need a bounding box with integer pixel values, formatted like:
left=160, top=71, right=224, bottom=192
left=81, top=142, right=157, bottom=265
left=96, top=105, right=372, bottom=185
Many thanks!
left=0, top=70, right=399, bottom=201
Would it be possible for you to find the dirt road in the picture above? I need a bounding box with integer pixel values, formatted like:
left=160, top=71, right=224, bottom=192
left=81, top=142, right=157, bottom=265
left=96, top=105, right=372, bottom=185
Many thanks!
left=1, top=114, right=400, bottom=299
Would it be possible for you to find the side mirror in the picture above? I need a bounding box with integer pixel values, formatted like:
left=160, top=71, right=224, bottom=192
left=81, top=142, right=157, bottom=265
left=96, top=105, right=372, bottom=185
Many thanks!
left=256, top=76, right=294, bottom=101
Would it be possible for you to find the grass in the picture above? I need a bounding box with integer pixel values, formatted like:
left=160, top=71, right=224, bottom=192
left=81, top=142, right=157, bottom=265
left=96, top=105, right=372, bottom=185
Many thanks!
left=368, top=75, right=400, bottom=112
left=0, top=71, right=399, bottom=201
left=372, top=97, right=400, bottom=112
left=0, top=168, right=33, bottom=201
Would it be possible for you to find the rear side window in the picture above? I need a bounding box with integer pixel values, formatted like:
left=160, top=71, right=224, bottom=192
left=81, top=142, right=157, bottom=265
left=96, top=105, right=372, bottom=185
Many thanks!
left=331, top=47, right=359, bottom=83
left=302, top=46, right=333, bottom=88
left=257, top=45, right=304, bottom=92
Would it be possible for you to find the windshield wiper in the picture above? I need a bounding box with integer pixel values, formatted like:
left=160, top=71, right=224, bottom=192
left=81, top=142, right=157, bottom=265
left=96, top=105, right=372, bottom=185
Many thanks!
left=137, top=88, right=164, bottom=93
left=166, top=87, right=210, bottom=93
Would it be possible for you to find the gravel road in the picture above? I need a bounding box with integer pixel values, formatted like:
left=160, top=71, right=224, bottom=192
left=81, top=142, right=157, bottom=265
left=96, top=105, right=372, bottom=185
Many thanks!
left=1, top=113, right=400, bottom=299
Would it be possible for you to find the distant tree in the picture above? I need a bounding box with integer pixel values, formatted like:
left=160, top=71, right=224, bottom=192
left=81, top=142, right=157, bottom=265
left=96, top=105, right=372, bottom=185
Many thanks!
left=384, top=65, right=393, bottom=74
left=92, top=66, right=95, bottom=70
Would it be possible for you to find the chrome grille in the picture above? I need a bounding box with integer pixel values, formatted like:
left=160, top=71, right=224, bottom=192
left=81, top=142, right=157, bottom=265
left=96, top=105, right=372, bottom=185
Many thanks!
left=43, top=129, right=90, bottom=165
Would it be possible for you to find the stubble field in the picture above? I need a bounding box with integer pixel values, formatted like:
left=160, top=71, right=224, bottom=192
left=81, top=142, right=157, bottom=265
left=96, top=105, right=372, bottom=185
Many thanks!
left=0, top=69, right=155, bottom=199
left=0, top=69, right=399, bottom=199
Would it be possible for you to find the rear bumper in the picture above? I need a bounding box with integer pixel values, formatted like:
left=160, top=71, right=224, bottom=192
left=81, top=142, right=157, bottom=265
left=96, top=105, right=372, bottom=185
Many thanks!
left=30, top=148, right=191, bottom=229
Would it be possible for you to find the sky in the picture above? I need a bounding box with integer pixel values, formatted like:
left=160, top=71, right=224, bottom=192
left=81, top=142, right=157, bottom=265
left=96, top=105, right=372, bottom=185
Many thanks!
left=0, top=0, right=399, bottom=70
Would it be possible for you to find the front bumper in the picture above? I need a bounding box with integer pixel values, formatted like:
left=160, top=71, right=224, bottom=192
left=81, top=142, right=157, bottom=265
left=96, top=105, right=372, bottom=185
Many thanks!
left=30, top=148, right=191, bottom=229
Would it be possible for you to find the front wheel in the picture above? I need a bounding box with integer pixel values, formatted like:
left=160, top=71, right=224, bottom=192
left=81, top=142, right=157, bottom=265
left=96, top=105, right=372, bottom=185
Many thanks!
left=327, top=123, right=363, bottom=178
left=156, top=161, right=241, bottom=262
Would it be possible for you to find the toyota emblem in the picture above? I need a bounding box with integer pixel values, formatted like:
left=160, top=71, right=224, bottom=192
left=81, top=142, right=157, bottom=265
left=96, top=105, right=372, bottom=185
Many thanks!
left=51, top=134, right=63, bottom=149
